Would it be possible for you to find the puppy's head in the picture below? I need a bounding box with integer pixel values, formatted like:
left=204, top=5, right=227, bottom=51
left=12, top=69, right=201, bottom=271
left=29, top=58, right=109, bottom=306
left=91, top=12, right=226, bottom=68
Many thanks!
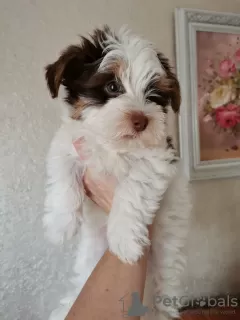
left=45, top=26, right=181, bottom=151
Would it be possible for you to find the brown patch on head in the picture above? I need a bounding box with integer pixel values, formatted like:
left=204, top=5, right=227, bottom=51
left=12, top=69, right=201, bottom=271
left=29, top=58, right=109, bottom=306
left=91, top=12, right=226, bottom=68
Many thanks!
left=45, top=25, right=116, bottom=104
left=45, top=26, right=127, bottom=116
left=157, top=53, right=181, bottom=113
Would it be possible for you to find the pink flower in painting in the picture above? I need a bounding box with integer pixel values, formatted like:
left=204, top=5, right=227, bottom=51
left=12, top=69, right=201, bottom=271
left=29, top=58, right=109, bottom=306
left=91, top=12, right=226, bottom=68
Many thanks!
left=219, top=59, right=236, bottom=78
left=215, top=104, right=240, bottom=128
left=235, top=48, right=240, bottom=62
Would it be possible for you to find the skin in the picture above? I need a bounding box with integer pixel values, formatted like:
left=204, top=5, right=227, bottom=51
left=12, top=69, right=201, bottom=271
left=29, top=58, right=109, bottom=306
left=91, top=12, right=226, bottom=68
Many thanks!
left=65, top=141, right=153, bottom=320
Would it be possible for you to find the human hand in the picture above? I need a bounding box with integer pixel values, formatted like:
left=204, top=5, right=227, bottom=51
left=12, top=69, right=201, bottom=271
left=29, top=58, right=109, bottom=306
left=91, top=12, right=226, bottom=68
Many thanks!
left=82, top=168, right=117, bottom=214
left=73, top=138, right=117, bottom=214
left=73, top=138, right=154, bottom=244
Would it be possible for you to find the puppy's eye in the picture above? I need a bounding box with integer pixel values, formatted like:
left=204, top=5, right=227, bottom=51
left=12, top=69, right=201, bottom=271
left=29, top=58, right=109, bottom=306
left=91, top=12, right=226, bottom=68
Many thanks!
left=105, top=81, right=123, bottom=97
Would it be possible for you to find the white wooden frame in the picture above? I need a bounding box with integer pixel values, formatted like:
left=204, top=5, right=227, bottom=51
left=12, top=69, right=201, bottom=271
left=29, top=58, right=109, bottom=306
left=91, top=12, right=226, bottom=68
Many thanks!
left=175, top=8, right=240, bottom=180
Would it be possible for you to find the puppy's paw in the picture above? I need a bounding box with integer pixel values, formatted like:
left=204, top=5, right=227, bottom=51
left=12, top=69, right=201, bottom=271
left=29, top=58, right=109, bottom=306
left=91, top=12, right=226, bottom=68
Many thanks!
left=43, top=211, right=78, bottom=244
left=107, top=223, right=150, bottom=264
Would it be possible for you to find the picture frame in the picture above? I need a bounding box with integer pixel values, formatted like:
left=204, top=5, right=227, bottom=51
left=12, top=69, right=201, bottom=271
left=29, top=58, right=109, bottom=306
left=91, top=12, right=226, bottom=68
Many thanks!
left=175, top=8, right=240, bottom=180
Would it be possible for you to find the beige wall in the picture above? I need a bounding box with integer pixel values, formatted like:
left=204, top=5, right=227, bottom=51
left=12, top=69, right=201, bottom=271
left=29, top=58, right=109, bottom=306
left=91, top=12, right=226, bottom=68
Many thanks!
left=1, top=0, right=240, bottom=319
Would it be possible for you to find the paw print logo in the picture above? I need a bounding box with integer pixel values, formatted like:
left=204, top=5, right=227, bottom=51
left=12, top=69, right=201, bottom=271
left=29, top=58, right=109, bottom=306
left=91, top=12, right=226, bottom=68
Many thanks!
left=195, top=297, right=207, bottom=308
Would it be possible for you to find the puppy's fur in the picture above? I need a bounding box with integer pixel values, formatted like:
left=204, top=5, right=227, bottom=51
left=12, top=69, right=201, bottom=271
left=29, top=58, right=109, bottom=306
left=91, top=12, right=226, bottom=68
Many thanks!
left=43, top=26, right=191, bottom=319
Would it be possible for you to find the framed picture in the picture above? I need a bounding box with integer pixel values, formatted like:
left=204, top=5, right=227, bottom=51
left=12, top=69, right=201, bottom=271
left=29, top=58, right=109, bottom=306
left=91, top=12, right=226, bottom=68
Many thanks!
left=175, top=8, right=240, bottom=180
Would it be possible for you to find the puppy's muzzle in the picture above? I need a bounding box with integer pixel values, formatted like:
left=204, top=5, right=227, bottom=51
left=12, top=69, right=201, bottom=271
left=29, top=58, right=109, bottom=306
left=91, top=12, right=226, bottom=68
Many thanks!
left=130, top=111, right=149, bottom=132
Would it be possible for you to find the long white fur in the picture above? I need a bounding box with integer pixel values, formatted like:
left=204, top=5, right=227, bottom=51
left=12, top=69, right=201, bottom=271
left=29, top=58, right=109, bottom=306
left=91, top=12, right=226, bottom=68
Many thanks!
left=43, top=27, right=191, bottom=320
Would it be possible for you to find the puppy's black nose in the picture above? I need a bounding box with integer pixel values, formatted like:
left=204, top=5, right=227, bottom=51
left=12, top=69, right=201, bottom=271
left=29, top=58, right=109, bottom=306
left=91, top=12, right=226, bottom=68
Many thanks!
left=131, top=112, right=148, bottom=132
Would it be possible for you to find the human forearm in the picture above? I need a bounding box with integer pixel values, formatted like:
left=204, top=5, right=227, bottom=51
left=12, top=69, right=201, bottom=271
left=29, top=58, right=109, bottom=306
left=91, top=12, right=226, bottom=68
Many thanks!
left=65, top=247, right=149, bottom=320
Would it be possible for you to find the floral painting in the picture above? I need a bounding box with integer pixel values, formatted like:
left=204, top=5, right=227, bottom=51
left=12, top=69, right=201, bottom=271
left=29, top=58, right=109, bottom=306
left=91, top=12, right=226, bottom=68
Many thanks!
left=197, top=31, right=240, bottom=161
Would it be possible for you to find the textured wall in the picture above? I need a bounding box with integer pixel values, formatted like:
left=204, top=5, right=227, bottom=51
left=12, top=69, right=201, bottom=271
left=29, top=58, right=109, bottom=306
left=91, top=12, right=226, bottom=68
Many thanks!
left=1, top=0, right=240, bottom=319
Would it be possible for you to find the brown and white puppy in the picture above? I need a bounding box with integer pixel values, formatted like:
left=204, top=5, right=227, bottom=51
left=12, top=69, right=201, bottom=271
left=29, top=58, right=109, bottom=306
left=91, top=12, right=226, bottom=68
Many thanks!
left=44, top=26, right=190, bottom=320
left=45, top=26, right=180, bottom=149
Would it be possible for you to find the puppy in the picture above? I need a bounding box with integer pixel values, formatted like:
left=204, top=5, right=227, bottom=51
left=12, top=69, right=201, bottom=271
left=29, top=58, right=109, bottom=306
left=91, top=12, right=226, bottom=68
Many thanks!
left=43, top=26, right=191, bottom=320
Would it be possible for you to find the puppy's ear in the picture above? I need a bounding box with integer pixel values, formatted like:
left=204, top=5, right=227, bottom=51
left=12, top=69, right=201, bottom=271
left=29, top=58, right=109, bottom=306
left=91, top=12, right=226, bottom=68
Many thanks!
left=45, top=46, right=83, bottom=98
left=159, top=76, right=181, bottom=113
left=157, top=53, right=181, bottom=113
left=168, top=76, right=181, bottom=113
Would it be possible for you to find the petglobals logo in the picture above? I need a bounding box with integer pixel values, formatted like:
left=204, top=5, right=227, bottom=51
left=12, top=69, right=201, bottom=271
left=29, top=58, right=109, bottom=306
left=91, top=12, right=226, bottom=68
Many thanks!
left=154, top=294, right=239, bottom=309
left=119, top=292, right=239, bottom=318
